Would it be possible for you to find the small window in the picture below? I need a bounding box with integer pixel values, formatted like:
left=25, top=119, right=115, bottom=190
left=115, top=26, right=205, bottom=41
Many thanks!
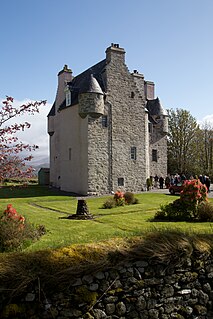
left=148, top=122, right=153, bottom=133
left=68, top=148, right=72, bottom=160
left=102, top=115, right=108, bottom=127
left=152, top=149, right=157, bottom=162
left=66, top=90, right=71, bottom=106
left=118, top=177, right=124, bottom=186
left=131, top=92, right=135, bottom=98
left=130, top=147, right=137, bottom=160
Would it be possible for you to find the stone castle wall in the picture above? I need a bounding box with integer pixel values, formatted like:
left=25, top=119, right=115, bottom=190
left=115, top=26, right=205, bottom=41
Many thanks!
left=149, top=124, right=168, bottom=179
left=48, top=45, right=168, bottom=195
left=104, top=46, right=149, bottom=193
left=87, top=114, right=110, bottom=195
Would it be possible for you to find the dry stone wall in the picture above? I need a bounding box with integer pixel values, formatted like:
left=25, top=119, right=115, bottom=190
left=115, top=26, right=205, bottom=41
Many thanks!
left=1, top=251, right=213, bottom=318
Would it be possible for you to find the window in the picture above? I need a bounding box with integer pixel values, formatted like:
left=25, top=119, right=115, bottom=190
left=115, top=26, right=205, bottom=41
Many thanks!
left=68, top=148, right=72, bottom=160
left=152, top=149, right=157, bottom=162
left=131, top=91, right=135, bottom=98
left=130, top=147, right=137, bottom=160
left=118, top=177, right=124, bottom=186
left=101, top=115, right=108, bottom=127
left=66, top=90, right=71, bottom=106
left=148, top=122, right=153, bottom=133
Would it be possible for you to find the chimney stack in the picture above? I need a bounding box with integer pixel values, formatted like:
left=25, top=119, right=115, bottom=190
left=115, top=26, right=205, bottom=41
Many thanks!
left=56, top=65, right=73, bottom=108
left=106, top=43, right=125, bottom=64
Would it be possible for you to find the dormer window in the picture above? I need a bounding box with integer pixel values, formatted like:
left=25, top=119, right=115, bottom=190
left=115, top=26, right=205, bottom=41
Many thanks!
left=66, top=90, right=71, bottom=106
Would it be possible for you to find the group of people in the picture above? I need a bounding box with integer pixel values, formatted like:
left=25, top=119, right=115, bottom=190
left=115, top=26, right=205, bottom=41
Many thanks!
left=198, top=174, right=211, bottom=192
left=153, top=173, right=211, bottom=192
left=154, top=175, right=165, bottom=189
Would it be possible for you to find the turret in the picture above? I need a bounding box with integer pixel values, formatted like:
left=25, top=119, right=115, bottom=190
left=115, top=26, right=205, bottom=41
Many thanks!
left=78, top=74, right=104, bottom=118
left=146, top=97, right=168, bottom=134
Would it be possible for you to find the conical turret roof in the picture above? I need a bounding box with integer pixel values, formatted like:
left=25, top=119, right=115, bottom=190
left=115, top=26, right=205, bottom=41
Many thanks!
left=79, top=74, right=104, bottom=94
left=146, top=97, right=167, bottom=116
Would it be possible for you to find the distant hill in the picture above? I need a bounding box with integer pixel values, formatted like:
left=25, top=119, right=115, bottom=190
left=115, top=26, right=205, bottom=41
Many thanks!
left=31, top=162, right=49, bottom=175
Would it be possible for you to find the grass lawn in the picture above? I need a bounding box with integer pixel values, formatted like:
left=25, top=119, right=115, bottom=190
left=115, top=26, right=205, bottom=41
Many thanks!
left=0, top=185, right=212, bottom=251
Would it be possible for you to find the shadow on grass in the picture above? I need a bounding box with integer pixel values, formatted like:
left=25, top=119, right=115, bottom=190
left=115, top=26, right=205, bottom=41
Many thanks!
left=0, top=185, right=79, bottom=199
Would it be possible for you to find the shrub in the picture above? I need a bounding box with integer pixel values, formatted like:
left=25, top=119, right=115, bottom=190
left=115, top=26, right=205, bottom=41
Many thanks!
left=180, top=179, right=208, bottom=217
left=102, top=191, right=138, bottom=209
left=124, top=192, right=139, bottom=205
left=114, top=191, right=125, bottom=206
left=197, top=202, right=213, bottom=222
left=154, top=179, right=209, bottom=222
left=0, top=204, right=46, bottom=252
left=155, top=199, right=192, bottom=221
left=102, top=198, right=116, bottom=209
left=115, top=197, right=125, bottom=206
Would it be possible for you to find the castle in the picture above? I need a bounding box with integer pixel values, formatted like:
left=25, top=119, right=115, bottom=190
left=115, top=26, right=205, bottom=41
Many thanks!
left=48, top=44, right=168, bottom=195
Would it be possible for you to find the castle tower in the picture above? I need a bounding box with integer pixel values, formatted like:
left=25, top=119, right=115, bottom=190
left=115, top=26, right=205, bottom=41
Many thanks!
left=48, top=44, right=168, bottom=195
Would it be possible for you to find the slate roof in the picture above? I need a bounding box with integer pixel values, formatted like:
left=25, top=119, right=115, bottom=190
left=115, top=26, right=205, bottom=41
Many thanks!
left=146, top=97, right=167, bottom=116
left=79, top=74, right=104, bottom=94
left=59, top=59, right=106, bottom=111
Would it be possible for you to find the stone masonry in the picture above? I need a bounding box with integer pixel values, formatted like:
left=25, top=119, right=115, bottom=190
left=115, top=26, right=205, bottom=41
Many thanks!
left=48, top=44, right=168, bottom=195
left=2, top=249, right=213, bottom=318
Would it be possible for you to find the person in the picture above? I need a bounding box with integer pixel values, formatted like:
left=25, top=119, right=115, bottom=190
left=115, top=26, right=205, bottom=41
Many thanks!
left=181, top=173, right=186, bottom=181
left=154, top=175, right=159, bottom=188
left=205, top=176, right=211, bottom=193
left=165, top=175, right=170, bottom=188
left=174, top=174, right=180, bottom=185
left=170, top=175, right=174, bottom=185
left=159, top=176, right=164, bottom=189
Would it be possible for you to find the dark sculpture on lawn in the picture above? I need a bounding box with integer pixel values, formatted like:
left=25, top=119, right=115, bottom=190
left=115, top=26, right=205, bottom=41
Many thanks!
left=66, top=199, right=93, bottom=220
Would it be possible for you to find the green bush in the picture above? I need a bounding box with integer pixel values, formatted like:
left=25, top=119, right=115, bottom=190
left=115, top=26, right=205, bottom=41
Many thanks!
left=197, top=202, right=213, bottom=222
left=102, top=198, right=116, bottom=209
left=155, top=199, right=192, bottom=221
left=154, top=179, right=209, bottom=222
left=0, top=217, right=46, bottom=252
left=103, top=191, right=138, bottom=209
left=115, top=197, right=125, bottom=206
left=124, top=192, right=138, bottom=205
left=1, top=220, right=46, bottom=252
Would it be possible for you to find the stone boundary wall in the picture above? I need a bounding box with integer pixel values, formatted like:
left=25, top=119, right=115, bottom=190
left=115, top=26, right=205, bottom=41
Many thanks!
left=1, top=251, right=213, bottom=318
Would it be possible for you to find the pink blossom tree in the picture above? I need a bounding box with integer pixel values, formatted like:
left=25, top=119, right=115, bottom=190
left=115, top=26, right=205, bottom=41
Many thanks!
left=0, top=96, right=46, bottom=181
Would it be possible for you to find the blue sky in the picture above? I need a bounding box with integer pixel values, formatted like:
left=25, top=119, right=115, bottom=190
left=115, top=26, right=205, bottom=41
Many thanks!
left=0, top=0, right=213, bottom=164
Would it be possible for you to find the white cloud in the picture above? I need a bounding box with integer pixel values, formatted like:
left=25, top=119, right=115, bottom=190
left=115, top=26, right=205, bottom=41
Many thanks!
left=202, top=114, right=213, bottom=125
left=198, top=114, right=213, bottom=126
left=1, top=98, right=51, bottom=166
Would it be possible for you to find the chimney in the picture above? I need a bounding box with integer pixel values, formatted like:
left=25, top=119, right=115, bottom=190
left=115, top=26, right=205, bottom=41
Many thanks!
left=145, top=81, right=155, bottom=100
left=106, top=43, right=125, bottom=64
left=56, top=65, right=73, bottom=108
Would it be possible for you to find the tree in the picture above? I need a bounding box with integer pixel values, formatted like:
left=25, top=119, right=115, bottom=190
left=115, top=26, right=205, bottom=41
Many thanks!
left=0, top=96, right=46, bottom=181
left=167, top=108, right=199, bottom=175
left=200, top=122, right=213, bottom=175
